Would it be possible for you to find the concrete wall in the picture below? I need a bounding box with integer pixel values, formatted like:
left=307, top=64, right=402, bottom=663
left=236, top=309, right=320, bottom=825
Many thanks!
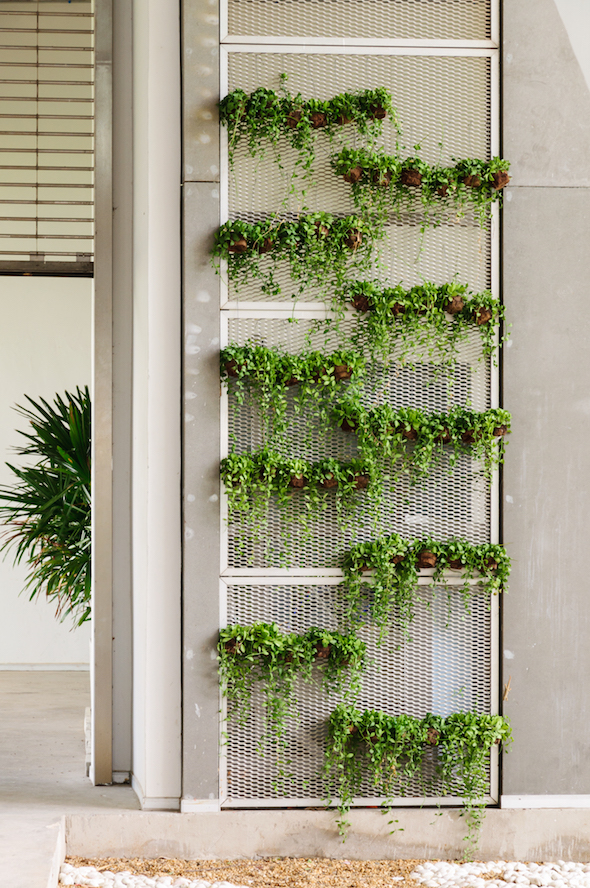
left=502, top=0, right=590, bottom=797
left=0, top=276, right=91, bottom=667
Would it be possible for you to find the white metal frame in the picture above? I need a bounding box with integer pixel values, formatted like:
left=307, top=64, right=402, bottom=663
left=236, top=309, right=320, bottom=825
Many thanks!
left=218, top=6, right=502, bottom=808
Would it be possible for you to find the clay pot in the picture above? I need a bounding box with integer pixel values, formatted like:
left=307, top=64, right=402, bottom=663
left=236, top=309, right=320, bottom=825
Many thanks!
left=426, top=727, right=440, bottom=746
left=343, top=166, right=363, bottom=184
left=492, top=170, right=511, bottom=190
left=391, top=302, right=406, bottom=317
left=335, top=113, right=353, bottom=126
left=224, top=638, right=239, bottom=654
left=315, top=642, right=332, bottom=659
left=314, top=220, right=329, bottom=238
left=392, top=554, right=404, bottom=565
left=437, top=184, right=449, bottom=198
left=371, top=169, right=392, bottom=187
left=286, top=107, right=303, bottom=129
left=462, top=174, right=481, bottom=188
left=340, top=417, right=357, bottom=433
left=435, top=428, right=451, bottom=444
left=344, top=228, right=363, bottom=250
left=402, top=427, right=418, bottom=442
left=351, top=292, right=371, bottom=312
left=493, top=425, right=508, bottom=437
left=228, top=237, right=248, bottom=253
left=255, top=236, right=274, bottom=254
left=485, top=557, right=498, bottom=572
left=310, top=111, right=327, bottom=129
left=333, top=364, right=353, bottom=381
left=348, top=723, right=358, bottom=734
left=447, top=558, right=463, bottom=570
left=474, top=307, right=493, bottom=325
left=444, top=294, right=465, bottom=315
left=354, top=474, right=370, bottom=490
left=461, top=430, right=477, bottom=445
left=319, top=473, right=338, bottom=489
left=359, top=564, right=372, bottom=573
left=224, top=359, right=239, bottom=378
left=289, top=474, right=306, bottom=488
left=284, top=376, right=300, bottom=388
left=417, top=549, right=437, bottom=569
left=400, top=168, right=422, bottom=187
left=370, top=105, right=387, bottom=120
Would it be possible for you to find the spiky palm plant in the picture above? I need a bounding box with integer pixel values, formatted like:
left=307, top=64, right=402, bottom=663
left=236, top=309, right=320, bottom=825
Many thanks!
left=0, top=387, right=91, bottom=625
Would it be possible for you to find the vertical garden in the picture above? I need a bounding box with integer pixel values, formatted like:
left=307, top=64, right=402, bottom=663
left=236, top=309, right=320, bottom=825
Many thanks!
left=213, top=13, right=510, bottom=855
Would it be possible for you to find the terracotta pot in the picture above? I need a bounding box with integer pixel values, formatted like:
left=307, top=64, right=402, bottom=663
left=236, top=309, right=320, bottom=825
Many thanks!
left=284, top=376, right=300, bottom=388
left=344, top=228, right=363, bottom=250
left=485, top=557, right=498, bottom=571
left=417, top=549, right=437, bottom=569
left=340, top=417, right=357, bottom=433
left=333, top=364, right=353, bottom=381
left=224, top=638, right=239, bottom=654
left=255, top=236, right=274, bottom=254
left=447, top=558, right=463, bottom=570
left=289, top=474, right=306, bottom=488
left=474, top=307, right=493, bottom=325
left=351, top=292, right=370, bottom=312
left=370, top=105, right=387, bottom=120
left=492, top=170, right=511, bottom=190
left=391, top=302, right=406, bottom=317
left=286, top=107, right=303, bottom=129
left=462, top=429, right=477, bottom=445
left=224, top=359, right=239, bottom=378
left=437, top=184, right=449, bottom=197
left=228, top=237, right=248, bottom=253
left=426, top=727, right=440, bottom=746
left=319, top=473, right=338, bottom=489
left=314, top=220, right=329, bottom=238
left=402, top=427, right=418, bottom=441
left=462, top=174, right=481, bottom=188
left=310, top=111, right=327, bottom=129
left=335, top=113, right=353, bottom=126
left=444, top=294, right=465, bottom=315
left=343, top=166, right=363, bottom=184
left=354, top=474, right=370, bottom=490
left=392, top=554, right=404, bottom=564
left=400, top=168, right=422, bottom=187
left=493, top=425, right=508, bottom=437
left=359, top=564, right=372, bottom=573
left=435, top=428, right=451, bottom=444
left=371, top=169, right=392, bottom=187
left=348, top=723, right=358, bottom=734
left=315, top=642, right=331, bottom=659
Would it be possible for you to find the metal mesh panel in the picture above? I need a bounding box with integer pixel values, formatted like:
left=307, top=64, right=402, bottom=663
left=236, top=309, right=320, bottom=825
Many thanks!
left=226, top=53, right=491, bottom=302
left=223, top=582, right=492, bottom=803
left=0, top=1, right=94, bottom=273
left=227, top=0, right=492, bottom=41
left=225, top=315, right=491, bottom=569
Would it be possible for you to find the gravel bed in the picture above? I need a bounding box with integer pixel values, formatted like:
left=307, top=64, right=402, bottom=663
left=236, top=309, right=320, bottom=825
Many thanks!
left=61, top=858, right=590, bottom=888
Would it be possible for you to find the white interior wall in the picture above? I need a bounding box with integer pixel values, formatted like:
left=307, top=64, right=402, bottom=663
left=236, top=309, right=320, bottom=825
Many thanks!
left=0, top=276, right=92, bottom=667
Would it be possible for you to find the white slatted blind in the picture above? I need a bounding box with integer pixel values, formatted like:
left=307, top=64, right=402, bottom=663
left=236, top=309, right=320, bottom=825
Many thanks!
left=0, top=0, right=94, bottom=275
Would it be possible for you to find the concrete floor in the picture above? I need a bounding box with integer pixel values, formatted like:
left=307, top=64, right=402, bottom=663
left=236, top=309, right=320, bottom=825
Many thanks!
left=0, top=671, right=139, bottom=888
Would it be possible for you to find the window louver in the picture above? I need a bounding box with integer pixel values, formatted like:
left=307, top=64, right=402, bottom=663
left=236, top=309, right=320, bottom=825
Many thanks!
left=0, top=1, right=94, bottom=276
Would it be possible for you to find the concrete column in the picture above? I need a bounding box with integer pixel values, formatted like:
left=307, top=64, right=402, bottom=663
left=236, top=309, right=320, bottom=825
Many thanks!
left=131, top=0, right=182, bottom=808
left=502, top=0, right=590, bottom=800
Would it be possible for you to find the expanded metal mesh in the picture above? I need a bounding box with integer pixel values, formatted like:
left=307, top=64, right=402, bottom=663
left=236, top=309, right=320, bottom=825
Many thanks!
left=227, top=0, right=492, bottom=42
left=226, top=53, right=491, bottom=302
left=223, top=582, right=492, bottom=803
left=225, top=316, right=491, bottom=569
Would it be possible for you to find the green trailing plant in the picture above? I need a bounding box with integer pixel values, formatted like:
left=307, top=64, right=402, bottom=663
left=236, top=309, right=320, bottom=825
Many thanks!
left=221, top=343, right=365, bottom=443
left=324, top=704, right=512, bottom=856
left=220, top=450, right=374, bottom=536
left=0, top=387, right=91, bottom=626
left=212, top=212, right=379, bottom=300
left=332, top=402, right=511, bottom=481
left=331, top=148, right=511, bottom=228
left=341, top=533, right=510, bottom=638
left=219, top=81, right=397, bottom=172
left=218, top=622, right=366, bottom=783
left=344, top=280, right=507, bottom=366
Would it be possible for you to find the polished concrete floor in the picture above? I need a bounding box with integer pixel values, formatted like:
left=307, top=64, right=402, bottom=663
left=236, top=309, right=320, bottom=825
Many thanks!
left=0, top=671, right=139, bottom=888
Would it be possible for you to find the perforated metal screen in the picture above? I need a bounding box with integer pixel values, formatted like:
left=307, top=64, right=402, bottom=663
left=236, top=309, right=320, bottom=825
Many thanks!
left=226, top=0, right=492, bottom=42
left=219, top=13, right=499, bottom=807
